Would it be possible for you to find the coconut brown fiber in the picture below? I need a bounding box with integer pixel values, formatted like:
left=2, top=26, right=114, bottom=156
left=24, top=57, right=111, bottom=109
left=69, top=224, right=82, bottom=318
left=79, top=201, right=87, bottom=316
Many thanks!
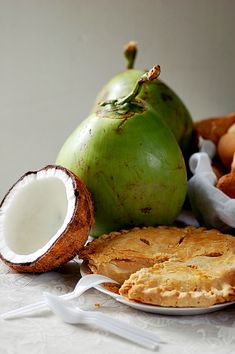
left=0, top=165, right=94, bottom=273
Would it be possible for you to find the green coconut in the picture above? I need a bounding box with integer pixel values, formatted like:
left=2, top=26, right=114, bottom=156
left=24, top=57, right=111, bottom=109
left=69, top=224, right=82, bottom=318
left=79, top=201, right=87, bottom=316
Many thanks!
left=93, top=42, right=193, bottom=156
left=56, top=66, right=187, bottom=237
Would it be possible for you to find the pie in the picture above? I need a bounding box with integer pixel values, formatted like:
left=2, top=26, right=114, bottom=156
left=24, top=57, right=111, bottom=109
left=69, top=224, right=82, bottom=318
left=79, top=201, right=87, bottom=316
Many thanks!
left=119, top=254, right=235, bottom=307
left=79, top=226, right=235, bottom=307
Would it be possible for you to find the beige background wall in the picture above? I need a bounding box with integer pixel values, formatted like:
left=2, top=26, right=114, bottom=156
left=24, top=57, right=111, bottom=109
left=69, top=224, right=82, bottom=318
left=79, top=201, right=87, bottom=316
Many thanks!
left=0, top=0, right=234, bottom=198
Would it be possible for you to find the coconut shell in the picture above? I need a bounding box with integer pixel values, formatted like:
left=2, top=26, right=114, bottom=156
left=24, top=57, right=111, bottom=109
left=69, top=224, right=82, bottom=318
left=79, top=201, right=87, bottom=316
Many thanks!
left=0, top=165, right=94, bottom=273
left=194, top=113, right=235, bottom=145
left=216, top=172, right=235, bottom=199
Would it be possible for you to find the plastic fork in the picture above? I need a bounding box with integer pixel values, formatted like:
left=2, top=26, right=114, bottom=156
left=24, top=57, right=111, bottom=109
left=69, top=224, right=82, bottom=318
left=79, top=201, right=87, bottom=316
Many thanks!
left=44, top=292, right=161, bottom=350
left=1, top=274, right=117, bottom=320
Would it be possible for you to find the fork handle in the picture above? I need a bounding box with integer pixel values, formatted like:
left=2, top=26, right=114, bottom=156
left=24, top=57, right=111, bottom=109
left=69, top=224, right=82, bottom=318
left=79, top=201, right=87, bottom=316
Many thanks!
left=90, top=317, right=158, bottom=350
left=1, top=301, right=47, bottom=320
left=1, top=291, right=77, bottom=320
left=1, top=276, right=116, bottom=320
left=95, top=312, right=161, bottom=345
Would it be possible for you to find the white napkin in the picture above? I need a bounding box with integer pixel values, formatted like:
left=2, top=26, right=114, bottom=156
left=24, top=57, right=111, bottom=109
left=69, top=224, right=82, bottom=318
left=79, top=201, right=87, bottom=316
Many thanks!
left=187, top=139, right=235, bottom=231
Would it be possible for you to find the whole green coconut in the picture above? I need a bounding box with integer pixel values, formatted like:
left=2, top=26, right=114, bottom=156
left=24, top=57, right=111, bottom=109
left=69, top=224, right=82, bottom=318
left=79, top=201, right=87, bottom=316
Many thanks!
left=93, top=42, right=193, bottom=156
left=56, top=66, right=187, bottom=237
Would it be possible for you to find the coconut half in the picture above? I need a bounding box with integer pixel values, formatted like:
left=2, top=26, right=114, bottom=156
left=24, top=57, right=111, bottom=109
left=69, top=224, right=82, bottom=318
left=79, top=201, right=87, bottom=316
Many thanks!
left=0, top=165, right=94, bottom=273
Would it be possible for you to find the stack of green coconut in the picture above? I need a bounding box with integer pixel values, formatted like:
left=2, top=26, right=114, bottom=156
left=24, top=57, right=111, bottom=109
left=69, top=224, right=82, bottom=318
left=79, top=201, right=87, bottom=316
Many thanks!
left=56, top=42, right=194, bottom=237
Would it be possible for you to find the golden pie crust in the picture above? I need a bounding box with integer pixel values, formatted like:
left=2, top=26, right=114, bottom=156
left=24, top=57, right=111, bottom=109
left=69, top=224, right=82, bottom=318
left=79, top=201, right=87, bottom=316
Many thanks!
left=79, top=226, right=235, bottom=307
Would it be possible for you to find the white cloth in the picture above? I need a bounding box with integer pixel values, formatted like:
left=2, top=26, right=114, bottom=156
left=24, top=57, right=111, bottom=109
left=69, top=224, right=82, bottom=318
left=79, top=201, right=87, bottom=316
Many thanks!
left=188, top=139, right=235, bottom=231
left=0, top=260, right=235, bottom=354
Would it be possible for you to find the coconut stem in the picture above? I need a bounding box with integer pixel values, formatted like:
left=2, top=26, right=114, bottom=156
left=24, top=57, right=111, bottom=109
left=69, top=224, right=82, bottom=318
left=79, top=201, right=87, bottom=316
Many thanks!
left=100, top=65, right=161, bottom=108
left=124, top=41, right=138, bottom=70
left=119, top=65, right=161, bottom=105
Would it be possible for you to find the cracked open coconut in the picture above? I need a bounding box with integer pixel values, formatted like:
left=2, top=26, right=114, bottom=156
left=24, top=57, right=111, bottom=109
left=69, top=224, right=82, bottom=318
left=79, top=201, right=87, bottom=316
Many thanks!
left=0, top=165, right=94, bottom=273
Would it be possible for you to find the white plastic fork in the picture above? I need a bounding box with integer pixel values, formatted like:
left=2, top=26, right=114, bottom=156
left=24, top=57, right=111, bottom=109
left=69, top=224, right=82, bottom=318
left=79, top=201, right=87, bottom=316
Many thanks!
left=44, top=293, right=161, bottom=350
left=1, top=274, right=117, bottom=320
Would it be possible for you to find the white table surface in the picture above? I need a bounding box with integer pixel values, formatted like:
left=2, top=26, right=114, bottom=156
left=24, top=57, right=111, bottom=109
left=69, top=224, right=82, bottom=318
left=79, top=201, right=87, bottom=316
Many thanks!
left=0, top=259, right=234, bottom=354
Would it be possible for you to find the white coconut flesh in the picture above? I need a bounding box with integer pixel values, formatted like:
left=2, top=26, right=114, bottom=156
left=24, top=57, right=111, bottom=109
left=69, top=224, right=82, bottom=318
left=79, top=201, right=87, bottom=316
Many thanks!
left=0, top=167, right=76, bottom=264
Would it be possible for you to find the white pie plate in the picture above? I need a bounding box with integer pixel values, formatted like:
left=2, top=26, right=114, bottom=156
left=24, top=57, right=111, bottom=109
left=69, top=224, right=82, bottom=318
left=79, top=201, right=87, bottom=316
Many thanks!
left=80, top=263, right=235, bottom=316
